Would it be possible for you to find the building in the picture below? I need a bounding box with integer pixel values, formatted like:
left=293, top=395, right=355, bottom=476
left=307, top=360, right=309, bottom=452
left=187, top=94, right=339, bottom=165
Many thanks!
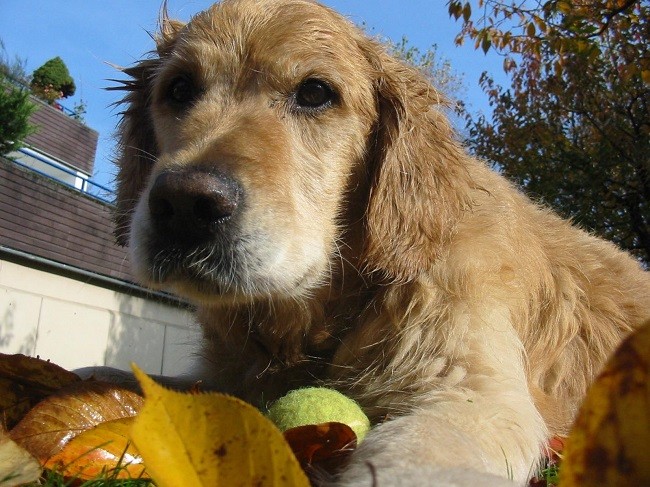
left=0, top=95, right=199, bottom=377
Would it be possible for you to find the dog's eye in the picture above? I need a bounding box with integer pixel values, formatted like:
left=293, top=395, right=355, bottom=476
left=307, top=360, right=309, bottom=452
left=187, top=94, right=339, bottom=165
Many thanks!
left=167, top=76, right=197, bottom=105
left=295, top=79, right=336, bottom=109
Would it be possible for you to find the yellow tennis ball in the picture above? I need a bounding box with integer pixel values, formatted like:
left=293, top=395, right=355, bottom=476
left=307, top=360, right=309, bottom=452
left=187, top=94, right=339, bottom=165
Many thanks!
left=267, top=387, right=371, bottom=442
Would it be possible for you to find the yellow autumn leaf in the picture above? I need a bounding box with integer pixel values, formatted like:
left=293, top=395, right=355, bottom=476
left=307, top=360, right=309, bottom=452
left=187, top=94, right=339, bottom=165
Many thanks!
left=44, top=417, right=147, bottom=480
left=130, top=364, right=309, bottom=487
left=561, top=322, right=650, bottom=486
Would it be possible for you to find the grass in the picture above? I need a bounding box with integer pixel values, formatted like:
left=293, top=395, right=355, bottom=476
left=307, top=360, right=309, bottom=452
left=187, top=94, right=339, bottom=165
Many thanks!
left=21, top=436, right=562, bottom=487
left=22, top=447, right=153, bottom=487
left=529, top=457, right=561, bottom=487
left=538, top=464, right=560, bottom=485
left=26, top=469, right=154, bottom=487
left=29, top=462, right=561, bottom=487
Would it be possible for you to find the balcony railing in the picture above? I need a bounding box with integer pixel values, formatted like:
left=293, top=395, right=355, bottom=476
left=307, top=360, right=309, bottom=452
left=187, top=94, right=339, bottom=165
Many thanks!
left=9, top=147, right=114, bottom=205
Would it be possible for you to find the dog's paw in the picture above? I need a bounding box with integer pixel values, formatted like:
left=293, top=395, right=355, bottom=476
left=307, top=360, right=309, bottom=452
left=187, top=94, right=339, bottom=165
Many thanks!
left=332, top=414, right=519, bottom=486
left=336, top=464, right=516, bottom=487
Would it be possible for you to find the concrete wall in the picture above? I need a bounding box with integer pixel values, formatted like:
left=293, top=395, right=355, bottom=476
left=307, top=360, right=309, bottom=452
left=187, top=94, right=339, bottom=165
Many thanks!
left=0, top=258, right=202, bottom=377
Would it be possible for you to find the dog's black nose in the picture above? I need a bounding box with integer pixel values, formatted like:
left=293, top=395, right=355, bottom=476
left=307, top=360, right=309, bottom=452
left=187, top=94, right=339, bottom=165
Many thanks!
left=148, top=170, right=241, bottom=242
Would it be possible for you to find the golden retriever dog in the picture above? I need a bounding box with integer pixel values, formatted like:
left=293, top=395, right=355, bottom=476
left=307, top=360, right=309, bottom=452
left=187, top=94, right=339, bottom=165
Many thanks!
left=113, top=0, right=650, bottom=484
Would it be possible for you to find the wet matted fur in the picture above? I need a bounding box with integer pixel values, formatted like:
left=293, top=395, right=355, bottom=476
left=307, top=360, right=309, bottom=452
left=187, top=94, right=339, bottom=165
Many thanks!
left=113, top=1, right=650, bottom=485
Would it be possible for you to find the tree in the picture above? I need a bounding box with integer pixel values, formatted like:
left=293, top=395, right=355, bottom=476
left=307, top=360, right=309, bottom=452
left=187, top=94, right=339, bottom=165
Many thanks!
left=30, top=56, right=76, bottom=105
left=0, top=78, right=36, bottom=155
left=449, top=1, right=650, bottom=264
left=0, top=39, right=29, bottom=85
left=0, top=41, right=36, bottom=155
left=388, top=36, right=465, bottom=106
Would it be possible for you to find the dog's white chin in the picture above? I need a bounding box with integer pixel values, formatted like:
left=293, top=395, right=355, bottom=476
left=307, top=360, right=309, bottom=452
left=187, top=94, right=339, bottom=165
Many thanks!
left=167, top=267, right=323, bottom=305
left=133, top=259, right=326, bottom=306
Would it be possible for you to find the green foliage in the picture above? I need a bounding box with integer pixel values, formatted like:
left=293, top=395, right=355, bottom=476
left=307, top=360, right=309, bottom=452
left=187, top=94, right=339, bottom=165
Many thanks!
left=0, top=75, right=37, bottom=155
left=72, top=99, right=87, bottom=123
left=450, top=1, right=650, bottom=264
left=540, top=463, right=560, bottom=486
left=0, top=40, right=36, bottom=155
left=30, top=56, right=76, bottom=104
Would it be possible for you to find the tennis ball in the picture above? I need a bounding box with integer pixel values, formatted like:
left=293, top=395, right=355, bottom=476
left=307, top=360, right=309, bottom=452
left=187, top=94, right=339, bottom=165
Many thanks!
left=267, top=387, right=371, bottom=442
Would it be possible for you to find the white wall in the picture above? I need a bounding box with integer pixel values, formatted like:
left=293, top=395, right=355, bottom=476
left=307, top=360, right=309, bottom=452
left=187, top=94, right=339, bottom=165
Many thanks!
left=0, top=258, right=202, bottom=377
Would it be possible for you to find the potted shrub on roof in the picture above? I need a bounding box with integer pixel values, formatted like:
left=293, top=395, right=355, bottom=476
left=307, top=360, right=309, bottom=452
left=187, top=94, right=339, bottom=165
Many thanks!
left=30, top=56, right=75, bottom=109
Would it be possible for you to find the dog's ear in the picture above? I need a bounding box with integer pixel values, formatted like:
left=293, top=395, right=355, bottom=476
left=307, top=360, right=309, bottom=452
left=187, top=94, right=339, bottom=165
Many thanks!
left=112, top=10, right=185, bottom=246
left=361, top=41, right=475, bottom=281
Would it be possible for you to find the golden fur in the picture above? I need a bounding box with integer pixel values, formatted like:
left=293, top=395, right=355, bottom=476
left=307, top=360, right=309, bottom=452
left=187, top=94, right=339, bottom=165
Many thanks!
left=114, top=0, right=650, bottom=484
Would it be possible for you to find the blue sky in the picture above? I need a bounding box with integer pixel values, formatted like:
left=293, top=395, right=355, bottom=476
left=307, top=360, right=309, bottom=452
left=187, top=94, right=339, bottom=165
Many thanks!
left=1, top=1, right=506, bottom=190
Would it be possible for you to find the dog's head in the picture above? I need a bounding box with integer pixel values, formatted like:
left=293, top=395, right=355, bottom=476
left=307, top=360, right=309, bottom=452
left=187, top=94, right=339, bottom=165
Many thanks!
left=115, top=0, right=470, bottom=304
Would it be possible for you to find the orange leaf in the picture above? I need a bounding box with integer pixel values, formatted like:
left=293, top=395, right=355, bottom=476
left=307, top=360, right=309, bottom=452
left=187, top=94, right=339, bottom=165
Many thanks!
left=44, top=417, right=147, bottom=480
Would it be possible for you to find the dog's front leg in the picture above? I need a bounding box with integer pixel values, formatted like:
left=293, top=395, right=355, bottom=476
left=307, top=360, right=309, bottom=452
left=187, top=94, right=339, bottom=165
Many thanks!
left=336, top=409, right=528, bottom=487
left=336, top=309, right=548, bottom=486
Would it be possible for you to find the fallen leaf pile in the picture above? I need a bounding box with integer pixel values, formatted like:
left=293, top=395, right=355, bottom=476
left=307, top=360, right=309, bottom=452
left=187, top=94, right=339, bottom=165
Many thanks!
left=0, top=321, right=648, bottom=486
left=1, top=355, right=145, bottom=485
left=0, top=356, right=347, bottom=486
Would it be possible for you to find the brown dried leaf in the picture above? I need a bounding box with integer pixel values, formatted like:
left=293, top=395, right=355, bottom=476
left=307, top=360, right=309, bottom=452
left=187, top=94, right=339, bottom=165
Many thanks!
left=9, top=381, right=143, bottom=462
left=462, top=2, right=472, bottom=22
left=283, top=422, right=357, bottom=477
left=0, top=377, right=32, bottom=433
left=0, top=353, right=80, bottom=391
left=0, top=354, right=80, bottom=429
